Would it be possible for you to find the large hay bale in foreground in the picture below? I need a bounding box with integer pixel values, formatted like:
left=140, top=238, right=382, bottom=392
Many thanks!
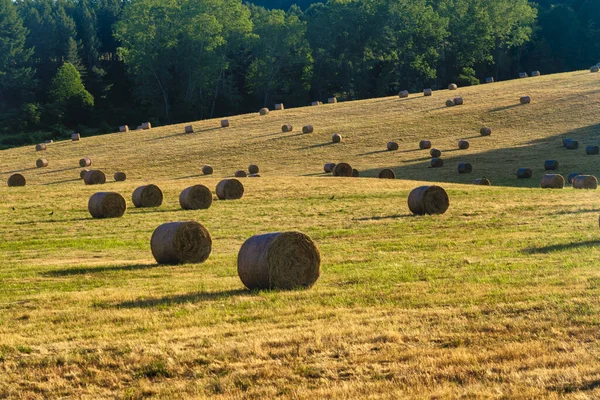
left=480, top=127, right=492, bottom=136
left=302, top=125, right=314, bottom=134
left=520, top=96, right=531, bottom=105
left=419, top=140, right=431, bottom=150
left=142, top=122, right=152, bottom=130
left=324, top=163, right=336, bottom=173
left=352, top=169, right=359, bottom=177
left=332, top=133, right=342, bottom=143
left=531, top=71, right=541, bottom=77
left=458, top=163, right=472, bottom=174
left=79, top=157, right=92, bottom=168
left=408, top=186, right=449, bottom=215
left=80, top=169, right=89, bottom=179
left=248, top=164, right=259, bottom=174
left=235, top=170, right=247, bottom=178
left=202, top=165, right=213, bottom=175
left=36, top=144, right=46, bottom=151
left=119, top=125, right=129, bottom=132
left=84, top=170, right=106, bottom=185
left=221, top=119, right=229, bottom=128
left=72, top=133, right=80, bottom=141
left=573, top=175, right=598, bottom=189
left=7, top=174, right=25, bottom=187
left=567, top=172, right=583, bottom=184
left=132, top=184, right=163, bottom=207
left=259, top=108, right=269, bottom=116
left=517, top=168, right=533, bottom=179
left=544, top=160, right=558, bottom=170
left=378, top=169, right=395, bottom=179
left=36, top=158, right=48, bottom=168
left=430, top=148, right=441, bottom=158
left=448, top=83, right=458, bottom=90
left=473, top=178, right=491, bottom=186
left=333, top=162, right=353, bottom=177
left=565, top=140, right=579, bottom=150
left=114, top=172, right=127, bottom=182
left=541, top=174, right=565, bottom=189
left=185, top=125, right=194, bottom=134
left=237, top=231, right=321, bottom=290
left=586, top=146, right=599, bottom=155
left=458, top=140, right=470, bottom=150
left=431, top=158, right=444, bottom=168
left=424, top=88, right=432, bottom=96
left=88, top=192, right=127, bottom=218
left=216, top=179, right=244, bottom=200
left=446, top=99, right=455, bottom=107
left=453, top=97, right=464, bottom=105
left=179, top=185, right=213, bottom=210
left=274, top=103, right=284, bottom=110
left=387, top=141, right=399, bottom=151
left=282, top=123, right=293, bottom=132
left=151, top=221, right=212, bottom=265
left=591, top=66, right=599, bottom=73
left=399, top=90, right=409, bottom=98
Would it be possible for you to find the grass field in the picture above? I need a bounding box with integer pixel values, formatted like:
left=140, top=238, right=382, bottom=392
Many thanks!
left=1, top=71, right=600, bottom=398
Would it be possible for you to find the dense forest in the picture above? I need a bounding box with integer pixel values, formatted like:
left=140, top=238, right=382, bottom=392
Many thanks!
left=0, top=0, right=598, bottom=146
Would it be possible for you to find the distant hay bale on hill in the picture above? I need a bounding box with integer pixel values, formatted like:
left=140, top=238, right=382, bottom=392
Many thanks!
left=586, top=146, right=599, bottom=155
left=453, top=97, right=464, bottom=105
left=132, top=184, right=163, bottom=207
left=448, top=83, right=458, bottom=90
left=84, top=170, right=106, bottom=185
left=216, top=179, right=244, bottom=200
left=540, top=174, right=565, bottom=189
left=387, top=141, right=399, bottom=151
left=79, top=157, right=92, bottom=167
left=36, top=158, right=48, bottom=168
left=114, top=172, right=127, bottom=182
left=202, top=165, right=213, bottom=175
left=302, top=125, right=314, bottom=134
left=221, top=119, right=229, bottom=128
left=324, top=163, right=336, bottom=173
left=378, top=169, right=396, bottom=179
left=234, top=170, right=247, bottom=178
left=573, top=175, right=598, bottom=189
left=473, top=178, right=491, bottom=186
left=80, top=169, right=89, bottom=179
left=516, top=168, right=533, bottom=179
left=430, top=158, right=444, bottom=168
left=544, top=160, right=559, bottom=170
left=185, top=125, right=194, bottom=134
left=328, top=97, right=337, bottom=104
left=44, top=140, right=53, bottom=144
left=485, top=77, right=494, bottom=83
left=282, top=123, right=293, bottom=132
left=119, top=125, right=129, bottom=132
left=408, top=185, right=449, bottom=215
left=399, top=90, right=409, bottom=98
left=137, top=125, right=143, bottom=130
left=259, top=108, right=269, bottom=116
left=564, top=139, right=579, bottom=150
left=519, top=72, right=528, bottom=78
left=567, top=172, right=582, bottom=184
left=430, top=148, right=441, bottom=158
left=275, top=103, right=284, bottom=110
left=311, top=101, right=322, bottom=106
left=248, top=164, right=259, bottom=174
left=458, top=163, right=472, bottom=174
left=7, top=174, right=25, bottom=187
left=333, top=162, right=353, bottom=177
left=480, top=127, right=492, bottom=136
left=88, top=192, right=126, bottom=219
left=35, top=144, right=46, bottom=151
left=446, top=99, right=455, bottom=107
left=352, top=169, right=359, bottom=177
left=531, top=71, right=541, bottom=77
left=179, top=185, right=213, bottom=210
left=591, top=66, right=599, bottom=73
left=71, top=133, right=80, bottom=141
left=151, top=221, right=212, bottom=265
left=520, top=96, right=531, bottom=105
left=142, top=122, right=152, bottom=130
left=419, top=140, right=431, bottom=150
left=332, top=133, right=342, bottom=143
left=424, top=88, right=432, bottom=96
left=458, top=139, right=470, bottom=150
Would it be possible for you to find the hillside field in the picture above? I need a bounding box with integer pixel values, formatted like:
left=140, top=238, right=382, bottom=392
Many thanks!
left=1, top=71, right=600, bottom=398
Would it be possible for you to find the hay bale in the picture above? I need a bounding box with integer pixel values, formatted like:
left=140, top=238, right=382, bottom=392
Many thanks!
left=458, top=163, right=472, bottom=174
left=520, top=96, right=531, bottom=105
left=431, top=158, right=444, bottom=168
left=480, top=127, right=492, bottom=136
left=352, top=169, right=359, bottom=177
left=473, top=178, right=491, bottom=186
left=458, top=140, right=470, bottom=150
left=591, top=66, right=599, bottom=73
left=7, top=174, right=25, bottom=187
left=202, top=165, right=213, bottom=175
left=137, top=125, right=143, bottom=130
left=274, top=103, right=284, bottom=110
left=448, top=83, right=458, bottom=90
left=573, top=175, right=598, bottom=189
left=519, top=72, right=528, bottom=78
left=36, top=144, right=46, bottom=151
left=151, top=221, right=212, bottom=265
left=399, top=90, right=409, bottom=98
left=221, top=119, right=230, bottom=128
left=249, top=173, right=261, bottom=177
left=430, top=148, right=441, bottom=158
left=408, top=185, right=449, bottom=215
left=114, top=172, right=127, bottom=182
left=185, top=125, right=194, bottom=134
left=517, top=168, right=533, bottom=179
left=79, top=157, right=92, bottom=167
left=142, top=122, right=152, bottom=130
left=485, top=77, right=494, bottom=83
left=259, top=108, right=269, bottom=116
left=80, top=169, right=89, bottom=179
left=424, top=88, right=432, bottom=96
left=282, top=123, right=293, bottom=132
left=328, top=97, right=337, bottom=104
left=71, top=133, right=80, bottom=141
left=531, top=71, right=541, bottom=77
left=44, top=140, right=53, bottom=144
left=446, top=99, right=455, bottom=107
left=179, top=185, right=213, bottom=210
left=311, top=101, right=322, bottom=106
left=378, top=169, right=395, bottom=179
left=387, top=141, right=399, bottom=151
left=565, top=140, right=579, bottom=150
left=216, top=179, right=244, bottom=200
left=237, top=231, right=320, bottom=290
left=248, top=164, right=259, bottom=174
left=567, top=172, right=583, bottom=184
left=540, top=174, right=565, bottom=189
left=586, top=146, right=599, bottom=155
left=132, top=184, right=163, bottom=207
left=419, top=140, right=431, bottom=150
left=544, top=160, right=559, bottom=170
left=453, top=97, right=464, bottom=105
left=84, top=170, right=106, bottom=185
left=333, top=162, right=353, bottom=177
left=332, top=133, right=342, bottom=143
left=88, top=192, right=127, bottom=218
left=302, top=125, right=314, bottom=134
left=235, top=170, right=247, bottom=178
left=324, top=163, right=336, bottom=173
left=119, top=125, right=129, bottom=132
left=36, top=158, right=48, bottom=168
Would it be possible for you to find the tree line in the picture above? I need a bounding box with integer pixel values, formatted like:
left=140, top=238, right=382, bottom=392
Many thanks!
left=0, top=0, right=598, bottom=146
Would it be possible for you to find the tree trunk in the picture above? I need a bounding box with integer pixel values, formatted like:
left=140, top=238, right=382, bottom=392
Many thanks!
left=152, top=68, right=169, bottom=120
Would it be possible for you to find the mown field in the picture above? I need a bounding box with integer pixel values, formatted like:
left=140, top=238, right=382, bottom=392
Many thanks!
left=1, top=71, right=600, bottom=398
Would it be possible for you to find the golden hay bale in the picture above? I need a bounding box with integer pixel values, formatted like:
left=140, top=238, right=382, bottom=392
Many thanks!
left=419, top=140, right=432, bottom=149
left=88, top=192, right=127, bottom=218
left=7, top=174, right=25, bottom=187
left=249, top=173, right=261, bottom=177
left=71, top=133, right=81, bottom=141
left=36, top=158, right=48, bottom=168
left=132, top=184, right=163, bottom=207
left=520, top=96, right=531, bottom=105
left=387, top=141, right=399, bottom=151
left=480, top=127, right=492, bottom=136
left=44, top=140, right=53, bottom=144
left=378, top=168, right=396, bottom=179
left=137, top=125, right=143, bottom=130
left=235, top=170, right=247, bottom=178
left=446, top=99, right=455, bottom=107
left=458, top=140, right=470, bottom=150
left=540, top=174, right=565, bottom=189
left=408, top=185, right=449, bottom=215
left=216, top=179, right=244, bottom=200
left=282, top=123, right=293, bottom=132
left=591, top=66, right=599, bottom=73
left=399, top=90, right=409, bottom=98
left=151, top=221, right=212, bottom=265
left=221, top=119, right=229, bottom=128
left=202, top=165, right=214, bottom=175
left=302, top=125, right=314, bottom=134
left=448, top=83, right=458, bottom=90
left=485, top=77, right=494, bottom=83
left=84, top=170, right=106, bottom=185
left=352, top=169, right=359, bottom=177
left=586, top=146, right=599, bottom=155
left=328, top=97, right=337, bottom=104
left=79, top=157, right=92, bottom=167
left=531, top=71, right=541, bottom=77
left=516, top=168, right=533, bottom=179
left=424, top=88, right=432, bottom=96
left=544, top=160, right=558, bottom=170
left=573, top=175, right=598, bottom=189
left=142, top=122, right=152, bottom=130
left=430, top=158, right=444, bottom=168
left=248, top=164, right=259, bottom=174
left=259, top=108, right=269, bottom=116
left=237, top=231, right=321, bottom=290
left=333, top=162, right=353, bottom=177
left=275, top=103, right=284, bottom=110
left=311, top=101, right=321, bottom=106
left=458, top=163, right=472, bottom=174
left=324, top=163, right=336, bottom=173
left=332, top=133, right=342, bottom=143
left=185, top=125, right=194, bottom=134
left=453, top=97, right=464, bottom=105
left=114, top=172, right=127, bottom=182
left=179, top=185, right=213, bottom=210
left=119, top=125, right=129, bottom=132
left=80, top=169, right=89, bottom=179
left=519, top=72, right=528, bottom=78
left=473, top=178, right=491, bottom=186
left=36, top=143, right=46, bottom=151
left=430, top=148, right=441, bottom=158
left=567, top=172, right=582, bottom=184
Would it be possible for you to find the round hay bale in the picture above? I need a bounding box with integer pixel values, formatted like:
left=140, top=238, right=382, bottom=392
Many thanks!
left=458, top=140, right=470, bottom=150
left=586, top=146, right=599, bottom=155
left=453, top=97, right=464, bottom=105
left=448, top=83, right=458, bottom=90
left=328, top=97, right=337, bottom=104
left=408, top=185, right=449, bottom=215
left=485, top=77, right=494, bottom=83
left=387, top=142, right=399, bottom=151
left=540, top=174, right=565, bottom=189
left=114, top=171, right=127, bottom=182
left=311, top=101, right=321, bottom=106
left=274, top=103, right=284, bottom=110
left=573, top=175, right=598, bottom=189
left=71, top=133, right=81, bottom=141
left=591, top=66, right=599, bottom=73
left=568, top=172, right=583, bottom=184
left=446, top=99, right=455, bottom=107
left=480, top=127, right=492, bottom=136
left=565, top=140, right=579, bottom=150
left=431, top=158, right=444, bottom=168
left=519, top=72, right=528, bottom=78
left=520, top=96, right=531, bottom=105
left=419, top=140, right=432, bottom=150
left=458, top=163, right=472, bottom=174
left=517, top=168, right=533, bottom=179
left=36, top=143, right=46, bottom=151
left=302, top=125, right=314, bottom=134
left=352, top=169, right=359, bottom=177
left=142, top=122, right=152, bottom=130
left=333, top=163, right=352, bottom=177
left=221, top=119, right=230, bottom=128
left=202, top=165, right=213, bottom=175
left=259, top=108, right=269, bottom=116
left=399, top=90, right=409, bottom=98
left=88, top=192, right=127, bottom=218
left=79, top=157, right=92, bottom=167
left=424, top=88, right=432, bottom=96
left=544, top=160, right=559, bottom=170
left=137, top=125, right=143, bottom=130
left=473, top=178, right=491, bottom=186
left=430, top=148, right=441, bottom=158
left=378, top=169, right=396, bottom=179
left=132, top=184, right=163, bottom=207
left=332, top=133, right=342, bottom=143
left=531, top=71, right=541, bottom=77
left=237, top=231, right=320, bottom=290
left=179, top=185, right=213, bottom=210
left=185, top=125, right=194, bottom=134
left=36, top=158, right=48, bottom=168
left=248, top=165, right=259, bottom=174
left=324, top=163, right=336, bottom=173
left=562, top=138, right=573, bottom=147
left=235, top=170, right=247, bottom=178
left=119, top=125, right=129, bottom=132
left=44, top=139, right=53, bottom=144
left=80, top=169, right=89, bottom=179
left=7, top=174, right=25, bottom=187
left=248, top=173, right=261, bottom=178
left=84, top=170, right=106, bottom=185
left=216, top=179, right=244, bottom=200
left=151, top=221, right=212, bottom=265
left=282, top=123, right=293, bottom=132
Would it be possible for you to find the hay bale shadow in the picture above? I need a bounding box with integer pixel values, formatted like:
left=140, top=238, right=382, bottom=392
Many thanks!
left=115, top=289, right=251, bottom=308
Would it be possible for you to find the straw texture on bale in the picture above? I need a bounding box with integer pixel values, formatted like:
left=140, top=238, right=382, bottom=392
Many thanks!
left=517, top=168, right=533, bottom=179
left=480, top=127, right=492, bottom=136
left=387, top=141, right=399, bottom=151
left=446, top=99, right=455, bottom=107
left=328, top=97, right=337, bottom=104
left=473, top=178, right=491, bottom=186
left=486, top=77, right=494, bottom=83
left=84, top=170, right=106, bottom=185
left=408, top=186, right=449, bottom=215
left=453, top=97, right=464, bottom=105
left=80, top=169, right=89, bottom=179
left=36, top=144, right=46, bottom=151
left=7, top=174, right=25, bottom=187
left=448, top=83, right=458, bottom=90
left=431, top=158, right=444, bottom=168
left=302, top=125, right=314, bottom=134
left=458, top=163, right=472, bottom=174
left=237, top=231, right=321, bottom=290
left=36, top=158, right=48, bottom=168
left=179, top=185, right=213, bottom=210
left=333, top=163, right=353, bottom=177
left=151, top=221, right=212, bottom=265
left=216, top=179, right=244, bottom=200
left=352, top=169, right=359, bottom=177
left=282, top=123, right=293, bottom=132
left=544, top=160, right=559, bottom=170
left=119, top=125, right=129, bottom=132
left=379, top=169, right=396, bottom=179
left=591, top=66, right=599, bottom=73
left=424, top=88, right=432, bottom=96
left=324, top=163, right=336, bottom=173
left=532, top=71, right=541, bottom=77
left=332, top=133, right=342, bottom=143
left=586, top=146, right=599, bottom=155
left=88, top=192, right=127, bottom=218
left=185, top=125, right=194, bottom=134
left=568, top=172, right=583, bottom=184
left=248, top=165, right=259, bottom=174
left=79, top=157, right=92, bottom=167
left=114, top=172, right=127, bottom=182
left=519, top=72, right=528, bottom=78
left=142, top=122, right=151, bottom=130
left=274, top=103, right=284, bottom=110
left=202, top=165, right=213, bottom=175
left=399, top=90, right=409, bottom=98
left=520, top=96, right=531, bottom=105
left=458, top=140, right=470, bottom=150
left=132, top=184, right=163, bottom=207
left=430, top=148, right=441, bottom=158
left=72, top=133, right=80, bottom=141
left=259, top=108, right=269, bottom=116
left=573, top=175, right=598, bottom=189
left=311, top=101, right=322, bottom=106
left=565, top=140, right=579, bottom=149
left=419, top=140, right=431, bottom=150
left=235, top=170, right=247, bottom=178
left=221, top=119, right=229, bottom=128
left=540, top=174, right=565, bottom=189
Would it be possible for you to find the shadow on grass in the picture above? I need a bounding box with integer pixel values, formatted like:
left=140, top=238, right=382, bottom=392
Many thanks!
left=43, top=263, right=160, bottom=277
left=356, top=149, right=392, bottom=156
left=254, top=131, right=284, bottom=139
left=2, top=167, right=37, bottom=175
left=297, top=142, right=336, bottom=150
left=173, top=174, right=206, bottom=180
left=269, top=132, right=306, bottom=141
left=489, top=104, right=522, bottom=113
left=44, top=178, right=81, bottom=185
left=38, top=167, right=79, bottom=175
left=523, top=240, right=600, bottom=254
left=14, top=217, right=91, bottom=225
left=115, top=289, right=250, bottom=308
left=145, top=127, right=221, bottom=142
left=354, top=214, right=412, bottom=221
left=549, top=208, right=600, bottom=216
